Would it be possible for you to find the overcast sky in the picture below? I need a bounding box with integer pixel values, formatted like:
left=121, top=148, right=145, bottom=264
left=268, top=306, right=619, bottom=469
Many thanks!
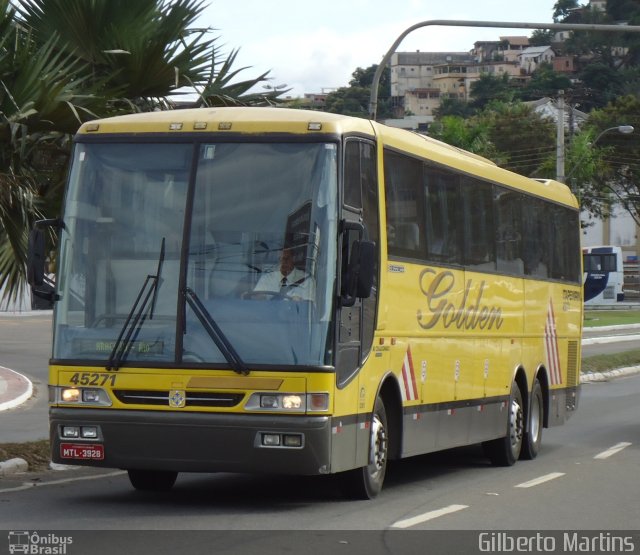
left=199, top=0, right=559, bottom=97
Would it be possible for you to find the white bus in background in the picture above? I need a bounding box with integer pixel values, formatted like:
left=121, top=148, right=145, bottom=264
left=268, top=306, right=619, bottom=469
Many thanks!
left=583, top=246, right=625, bottom=305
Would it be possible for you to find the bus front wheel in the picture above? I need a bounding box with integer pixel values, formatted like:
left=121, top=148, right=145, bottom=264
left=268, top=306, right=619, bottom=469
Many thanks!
left=483, top=381, right=524, bottom=466
left=127, top=469, right=178, bottom=491
left=340, top=396, right=388, bottom=499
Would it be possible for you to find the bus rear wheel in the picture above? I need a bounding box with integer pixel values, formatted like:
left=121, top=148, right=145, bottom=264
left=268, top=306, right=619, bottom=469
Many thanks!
left=483, top=381, right=524, bottom=466
left=127, top=469, right=178, bottom=491
left=340, top=396, right=388, bottom=499
left=521, top=378, right=543, bottom=460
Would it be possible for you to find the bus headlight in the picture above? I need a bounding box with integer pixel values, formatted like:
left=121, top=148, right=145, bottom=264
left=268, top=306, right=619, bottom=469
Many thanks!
left=61, top=388, right=81, bottom=402
left=282, top=394, right=303, bottom=409
left=54, top=386, right=112, bottom=407
left=246, top=392, right=330, bottom=413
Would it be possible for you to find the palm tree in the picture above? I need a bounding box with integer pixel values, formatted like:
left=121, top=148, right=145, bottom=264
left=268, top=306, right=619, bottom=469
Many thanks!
left=0, top=0, right=100, bottom=307
left=2, top=0, right=286, bottom=306
left=14, top=0, right=285, bottom=110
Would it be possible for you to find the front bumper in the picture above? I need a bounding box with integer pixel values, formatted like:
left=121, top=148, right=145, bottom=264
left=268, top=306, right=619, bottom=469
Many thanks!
left=50, top=408, right=332, bottom=475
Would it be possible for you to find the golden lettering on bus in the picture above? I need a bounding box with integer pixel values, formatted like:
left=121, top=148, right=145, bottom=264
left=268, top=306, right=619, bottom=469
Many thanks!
left=416, top=268, right=504, bottom=331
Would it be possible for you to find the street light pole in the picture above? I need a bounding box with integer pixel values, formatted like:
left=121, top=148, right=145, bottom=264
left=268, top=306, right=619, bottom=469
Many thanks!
left=369, top=20, right=640, bottom=121
left=557, top=90, right=565, bottom=183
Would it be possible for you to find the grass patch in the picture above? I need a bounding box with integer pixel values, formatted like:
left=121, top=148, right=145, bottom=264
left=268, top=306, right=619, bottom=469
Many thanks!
left=0, top=439, right=50, bottom=471
left=584, top=310, right=640, bottom=328
left=581, top=348, right=640, bottom=374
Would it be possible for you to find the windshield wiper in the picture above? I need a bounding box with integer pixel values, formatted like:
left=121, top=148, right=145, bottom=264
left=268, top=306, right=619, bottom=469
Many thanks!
left=184, top=287, right=249, bottom=376
left=106, top=238, right=165, bottom=371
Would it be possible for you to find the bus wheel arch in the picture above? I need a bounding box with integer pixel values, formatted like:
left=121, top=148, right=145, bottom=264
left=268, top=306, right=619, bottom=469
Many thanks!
left=340, top=374, right=402, bottom=499
left=378, top=375, right=403, bottom=461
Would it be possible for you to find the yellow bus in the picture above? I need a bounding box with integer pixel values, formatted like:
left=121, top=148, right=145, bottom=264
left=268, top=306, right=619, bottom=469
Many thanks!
left=29, top=107, right=582, bottom=498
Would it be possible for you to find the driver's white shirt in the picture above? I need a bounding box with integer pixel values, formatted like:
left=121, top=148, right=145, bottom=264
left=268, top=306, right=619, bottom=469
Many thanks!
left=254, top=267, right=314, bottom=300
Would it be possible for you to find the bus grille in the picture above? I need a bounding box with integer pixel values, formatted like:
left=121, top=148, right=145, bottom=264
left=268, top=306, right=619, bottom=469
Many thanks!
left=113, top=389, right=244, bottom=408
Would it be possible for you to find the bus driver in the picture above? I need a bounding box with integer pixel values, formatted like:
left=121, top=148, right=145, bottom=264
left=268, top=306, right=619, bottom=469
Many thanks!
left=250, top=247, right=314, bottom=301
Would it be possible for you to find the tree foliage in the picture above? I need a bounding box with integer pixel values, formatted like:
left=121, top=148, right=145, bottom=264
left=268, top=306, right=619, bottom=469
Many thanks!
left=575, top=95, right=640, bottom=227
left=324, top=64, right=392, bottom=119
left=0, top=0, right=281, bottom=305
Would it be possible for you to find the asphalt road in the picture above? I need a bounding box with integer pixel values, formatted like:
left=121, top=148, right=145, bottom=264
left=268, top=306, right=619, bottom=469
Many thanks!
left=0, top=373, right=638, bottom=536
left=1, top=313, right=639, bottom=554
left=0, top=313, right=52, bottom=442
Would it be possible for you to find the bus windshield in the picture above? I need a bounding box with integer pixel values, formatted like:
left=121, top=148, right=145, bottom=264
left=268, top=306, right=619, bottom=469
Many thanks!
left=53, top=141, right=338, bottom=367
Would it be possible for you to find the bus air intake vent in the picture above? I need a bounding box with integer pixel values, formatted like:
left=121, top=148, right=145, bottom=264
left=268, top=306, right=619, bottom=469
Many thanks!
left=567, top=340, right=579, bottom=386
left=113, top=390, right=244, bottom=408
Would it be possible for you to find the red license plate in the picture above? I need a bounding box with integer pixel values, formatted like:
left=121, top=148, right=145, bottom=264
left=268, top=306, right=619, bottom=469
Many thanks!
left=60, top=443, right=105, bottom=460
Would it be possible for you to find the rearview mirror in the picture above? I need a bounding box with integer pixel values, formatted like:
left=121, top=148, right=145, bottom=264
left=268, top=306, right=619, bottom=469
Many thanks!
left=341, top=238, right=375, bottom=307
left=27, top=228, right=46, bottom=287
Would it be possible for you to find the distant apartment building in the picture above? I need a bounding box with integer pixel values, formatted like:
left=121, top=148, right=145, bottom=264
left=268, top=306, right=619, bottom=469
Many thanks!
left=388, top=38, right=534, bottom=120
left=302, top=93, right=328, bottom=109
left=389, top=51, right=473, bottom=118
left=553, top=55, right=576, bottom=73
left=518, top=46, right=556, bottom=74
left=384, top=0, right=631, bottom=128
left=495, top=36, right=531, bottom=62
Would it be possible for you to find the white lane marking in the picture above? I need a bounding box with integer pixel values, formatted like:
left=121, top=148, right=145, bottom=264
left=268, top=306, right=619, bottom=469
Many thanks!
left=515, top=472, right=565, bottom=488
left=594, top=442, right=632, bottom=460
left=0, top=471, right=125, bottom=494
left=391, top=504, right=469, bottom=529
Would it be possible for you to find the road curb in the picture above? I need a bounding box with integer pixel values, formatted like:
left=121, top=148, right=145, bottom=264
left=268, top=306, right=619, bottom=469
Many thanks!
left=0, top=366, right=33, bottom=412
left=0, top=457, right=28, bottom=476
left=580, top=365, right=640, bottom=383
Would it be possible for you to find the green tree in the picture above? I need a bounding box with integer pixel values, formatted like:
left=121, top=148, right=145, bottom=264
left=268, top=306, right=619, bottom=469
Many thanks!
left=576, top=95, right=640, bottom=226
left=324, top=64, right=392, bottom=119
left=561, top=7, right=624, bottom=69
left=1, top=0, right=283, bottom=306
left=530, top=30, right=555, bottom=46
left=428, top=115, right=501, bottom=162
left=518, top=64, right=573, bottom=101
left=475, top=102, right=556, bottom=177
left=469, top=73, right=514, bottom=111
left=14, top=0, right=281, bottom=110
left=607, top=0, right=640, bottom=21
left=0, top=0, right=99, bottom=306
left=553, top=0, right=579, bottom=22
left=433, top=97, right=475, bottom=119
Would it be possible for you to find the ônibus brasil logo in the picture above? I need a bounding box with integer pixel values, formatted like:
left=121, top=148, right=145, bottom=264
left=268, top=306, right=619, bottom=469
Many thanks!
left=8, top=531, right=73, bottom=554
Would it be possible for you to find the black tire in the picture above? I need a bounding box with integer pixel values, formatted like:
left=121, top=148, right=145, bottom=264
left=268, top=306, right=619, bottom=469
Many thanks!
left=127, top=469, right=178, bottom=491
left=483, top=381, right=524, bottom=466
left=341, top=397, right=388, bottom=499
left=521, top=378, right=543, bottom=460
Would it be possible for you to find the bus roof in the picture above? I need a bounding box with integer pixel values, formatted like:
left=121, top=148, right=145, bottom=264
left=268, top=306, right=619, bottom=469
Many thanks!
left=77, top=106, right=577, bottom=209
left=77, top=106, right=376, bottom=137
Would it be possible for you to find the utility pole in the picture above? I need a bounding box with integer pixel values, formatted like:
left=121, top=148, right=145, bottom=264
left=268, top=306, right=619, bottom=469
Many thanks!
left=556, top=90, right=565, bottom=183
